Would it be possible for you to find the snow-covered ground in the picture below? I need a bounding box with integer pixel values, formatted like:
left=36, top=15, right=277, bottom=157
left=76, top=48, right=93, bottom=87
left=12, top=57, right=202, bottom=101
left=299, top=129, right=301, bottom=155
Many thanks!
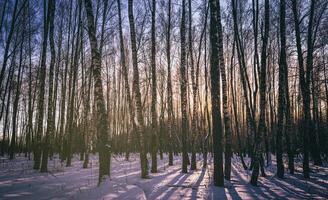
left=0, top=153, right=327, bottom=199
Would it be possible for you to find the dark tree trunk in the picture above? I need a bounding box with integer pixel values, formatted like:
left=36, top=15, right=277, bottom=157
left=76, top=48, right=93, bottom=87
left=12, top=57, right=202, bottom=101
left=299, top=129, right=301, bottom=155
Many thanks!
left=10, top=22, right=25, bottom=160
left=304, top=1, right=322, bottom=166
left=66, top=1, right=82, bottom=167
left=59, top=0, right=73, bottom=162
left=180, top=0, right=188, bottom=174
left=232, top=0, right=257, bottom=170
left=188, top=0, right=197, bottom=171
left=83, top=58, right=92, bottom=169
left=117, top=0, right=135, bottom=161
left=0, top=0, right=18, bottom=96
left=216, top=0, right=232, bottom=180
left=0, top=0, right=8, bottom=36
left=251, top=0, right=259, bottom=120
left=41, top=0, right=56, bottom=172
left=26, top=0, right=34, bottom=159
left=291, top=0, right=317, bottom=178
left=84, top=0, right=111, bottom=183
left=128, top=0, right=148, bottom=178
left=34, top=0, right=51, bottom=170
left=230, top=40, right=248, bottom=170
left=209, top=0, right=224, bottom=187
left=276, top=0, right=287, bottom=179
left=150, top=0, right=158, bottom=173
left=52, top=9, right=63, bottom=157
left=166, top=0, right=174, bottom=167
left=251, top=0, right=269, bottom=186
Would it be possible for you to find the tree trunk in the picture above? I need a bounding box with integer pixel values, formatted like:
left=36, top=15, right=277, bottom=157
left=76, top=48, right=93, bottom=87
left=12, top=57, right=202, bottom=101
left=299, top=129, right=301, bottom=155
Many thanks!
left=66, top=1, right=82, bottom=167
left=83, top=57, right=92, bottom=169
left=26, top=0, right=34, bottom=159
left=10, top=23, right=24, bottom=159
left=251, top=0, right=269, bottom=186
left=41, top=0, right=56, bottom=172
left=150, top=0, right=158, bottom=173
left=166, top=0, right=174, bottom=167
left=0, top=0, right=18, bottom=96
left=180, top=0, right=188, bottom=174
left=216, top=0, right=232, bottom=180
left=1, top=43, right=16, bottom=156
left=276, top=0, right=286, bottom=179
left=128, top=0, right=148, bottom=178
left=34, top=0, right=51, bottom=170
left=117, top=0, right=134, bottom=161
left=188, top=0, right=197, bottom=171
left=232, top=1, right=257, bottom=169
left=209, top=0, right=224, bottom=187
left=291, top=0, right=315, bottom=178
left=304, top=0, right=322, bottom=166
left=230, top=39, right=248, bottom=170
left=0, top=0, right=8, bottom=36
left=84, top=0, right=111, bottom=183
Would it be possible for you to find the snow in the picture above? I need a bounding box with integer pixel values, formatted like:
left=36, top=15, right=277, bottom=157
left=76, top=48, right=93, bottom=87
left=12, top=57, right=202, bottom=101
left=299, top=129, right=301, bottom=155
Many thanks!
left=0, top=153, right=327, bottom=199
left=208, top=155, right=328, bottom=200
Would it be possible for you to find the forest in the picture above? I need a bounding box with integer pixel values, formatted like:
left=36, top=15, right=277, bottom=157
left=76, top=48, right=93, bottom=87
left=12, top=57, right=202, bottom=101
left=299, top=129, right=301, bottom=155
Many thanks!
left=0, top=0, right=327, bottom=199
